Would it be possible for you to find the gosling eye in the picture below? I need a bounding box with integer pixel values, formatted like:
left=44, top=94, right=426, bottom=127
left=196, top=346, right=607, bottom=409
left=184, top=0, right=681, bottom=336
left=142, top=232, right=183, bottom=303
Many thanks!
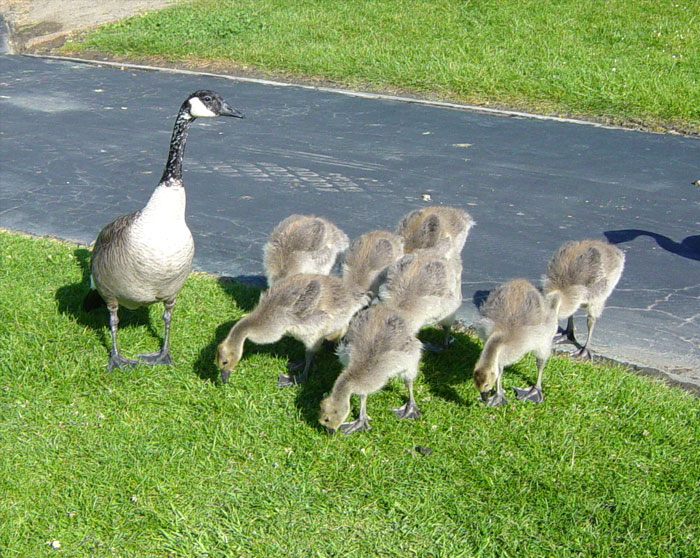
left=203, top=95, right=212, bottom=102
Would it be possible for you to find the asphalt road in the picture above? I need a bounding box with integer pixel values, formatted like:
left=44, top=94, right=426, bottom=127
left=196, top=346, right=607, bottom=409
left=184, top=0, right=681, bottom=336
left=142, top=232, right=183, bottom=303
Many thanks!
left=1, top=52, right=699, bottom=389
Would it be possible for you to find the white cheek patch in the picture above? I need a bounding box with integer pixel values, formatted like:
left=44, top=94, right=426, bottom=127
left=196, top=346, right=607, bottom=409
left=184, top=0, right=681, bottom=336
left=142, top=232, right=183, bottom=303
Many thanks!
left=188, top=97, right=217, bottom=118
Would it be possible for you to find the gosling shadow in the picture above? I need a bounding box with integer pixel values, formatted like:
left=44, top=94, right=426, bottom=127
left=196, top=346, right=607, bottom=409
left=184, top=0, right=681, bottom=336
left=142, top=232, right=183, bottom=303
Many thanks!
left=293, top=345, right=344, bottom=430
left=419, top=327, right=481, bottom=407
left=54, top=248, right=156, bottom=352
left=472, top=289, right=490, bottom=311
left=217, top=275, right=266, bottom=312
left=604, top=229, right=700, bottom=261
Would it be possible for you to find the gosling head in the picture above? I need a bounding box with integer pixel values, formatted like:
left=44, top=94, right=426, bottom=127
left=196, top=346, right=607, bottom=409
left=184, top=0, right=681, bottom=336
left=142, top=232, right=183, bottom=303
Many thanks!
left=318, top=395, right=350, bottom=434
left=216, top=342, right=241, bottom=384
left=185, top=90, right=244, bottom=120
left=473, top=362, right=498, bottom=402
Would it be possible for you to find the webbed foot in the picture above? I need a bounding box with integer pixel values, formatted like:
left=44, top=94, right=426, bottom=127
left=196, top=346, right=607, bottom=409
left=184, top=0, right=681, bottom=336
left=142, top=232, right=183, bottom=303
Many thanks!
left=137, top=349, right=173, bottom=366
left=107, top=351, right=139, bottom=371
left=484, top=391, right=508, bottom=407
left=339, top=417, right=371, bottom=434
left=513, top=385, right=543, bottom=403
left=277, top=371, right=306, bottom=387
left=286, top=359, right=305, bottom=372
left=394, top=401, right=421, bottom=419
left=554, top=330, right=577, bottom=345
left=574, top=347, right=592, bottom=360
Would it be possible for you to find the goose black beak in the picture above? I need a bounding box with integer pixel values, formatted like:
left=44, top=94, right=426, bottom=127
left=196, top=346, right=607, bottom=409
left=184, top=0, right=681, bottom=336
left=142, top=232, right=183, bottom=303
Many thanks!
left=221, top=102, right=244, bottom=118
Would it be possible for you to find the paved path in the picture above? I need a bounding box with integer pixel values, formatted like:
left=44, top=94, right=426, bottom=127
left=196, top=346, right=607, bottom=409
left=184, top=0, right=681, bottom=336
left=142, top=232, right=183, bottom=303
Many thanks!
left=1, top=53, right=699, bottom=389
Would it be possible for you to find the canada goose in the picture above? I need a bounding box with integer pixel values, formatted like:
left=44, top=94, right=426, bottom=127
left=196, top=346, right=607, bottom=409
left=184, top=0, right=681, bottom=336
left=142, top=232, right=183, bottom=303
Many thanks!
left=216, top=274, right=369, bottom=386
left=379, top=242, right=463, bottom=351
left=396, top=205, right=474, bottom=257
left=473, top=279, right=561, bottom=406
left=263, top=214, right=349, bottom=287
left=544, top=239, right=625, bottom=359
left=319, top=304, right=423, bottom=434
left=82, top=90, right=243, bottom=371
left=341, top=229, right=404, bottom=297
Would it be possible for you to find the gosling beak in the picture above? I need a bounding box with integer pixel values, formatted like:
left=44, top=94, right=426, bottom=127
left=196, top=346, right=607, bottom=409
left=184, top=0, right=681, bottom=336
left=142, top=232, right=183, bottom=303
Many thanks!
left=326, top=427, right=336, bottom=435
left=220, top=369, right=231, bottom=384
left=480, top=391, right=490, bottom=402
left=221, top=102, right=244, bottom=118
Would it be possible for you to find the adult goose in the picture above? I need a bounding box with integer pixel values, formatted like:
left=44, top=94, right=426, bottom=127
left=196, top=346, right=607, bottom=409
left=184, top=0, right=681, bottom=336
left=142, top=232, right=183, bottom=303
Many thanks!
left=83, top=90, right=243, bottom=371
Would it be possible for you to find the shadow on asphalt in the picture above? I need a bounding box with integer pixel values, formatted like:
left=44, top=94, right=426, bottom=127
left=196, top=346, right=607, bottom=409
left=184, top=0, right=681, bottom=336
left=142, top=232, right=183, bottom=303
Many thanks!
left=54, top=248, right=157, bottom=357
left=605, top=229, right=700, bottom=261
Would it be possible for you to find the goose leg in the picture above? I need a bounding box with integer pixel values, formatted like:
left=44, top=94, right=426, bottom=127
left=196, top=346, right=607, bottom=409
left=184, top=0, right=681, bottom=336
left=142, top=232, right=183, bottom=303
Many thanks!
left=394, top=377, right=420, bottom=419
left=513, top=357, right=545, bottom=403
left=138, top=300, right=175, bottom=365
left=340, top=394, right=371, bottom=434
left=574, top=314, right=596, bottom=360
left=107, top=305, right=138, bottom=371
left=554, top=315, right=578, bottom=345
left=278, top=349, right=315, bottom=386
left=484, top=368, right=508, bottom=407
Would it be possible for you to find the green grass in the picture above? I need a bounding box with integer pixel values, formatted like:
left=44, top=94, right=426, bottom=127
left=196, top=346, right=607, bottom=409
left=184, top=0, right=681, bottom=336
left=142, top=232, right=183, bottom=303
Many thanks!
left=62, top=0, right=700, bottom=134
left=1, top=229, right=699, bottom=557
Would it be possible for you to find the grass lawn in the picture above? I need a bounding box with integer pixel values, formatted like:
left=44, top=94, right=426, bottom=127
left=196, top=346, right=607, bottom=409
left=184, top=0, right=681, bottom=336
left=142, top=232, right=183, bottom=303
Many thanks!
left=61, top=0, right=700, bottom=134
left=1, top=229, right=699, bottom=557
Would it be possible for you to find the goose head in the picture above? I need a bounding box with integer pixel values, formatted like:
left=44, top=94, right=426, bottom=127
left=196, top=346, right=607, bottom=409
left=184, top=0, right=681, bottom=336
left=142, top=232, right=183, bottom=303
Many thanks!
left=319, top=395, right=350, bottom=434
left=184, top=90, right=244, bottom=120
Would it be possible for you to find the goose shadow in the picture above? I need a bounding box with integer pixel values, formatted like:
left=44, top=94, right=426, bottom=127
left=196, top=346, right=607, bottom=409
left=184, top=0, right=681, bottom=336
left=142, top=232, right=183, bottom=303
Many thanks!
left=193, top=277, right=310, bottom=383
left=604, top=229, right=700, bottom=261
left=419, top=327, right=482, bottom=407
left=55, top=248, right=157, bottom=353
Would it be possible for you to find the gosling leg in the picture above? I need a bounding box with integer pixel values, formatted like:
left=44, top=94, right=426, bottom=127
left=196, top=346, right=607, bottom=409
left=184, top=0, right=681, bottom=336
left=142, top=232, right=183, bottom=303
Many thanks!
left=278, top=349, right=315, bottom=386
left=340, top=394, right=371, bottom=434
left=107, top=305, right=138, bottom=371
left=554, top=315, right=578, bottom=345
left=394, top=377, right=420, bottom=419
left=138, top=300, right=175, bottom=365
left=513, top=357, right=545, bottom=403
left=574, top=314, right=596, bottom=360
left=483, top=367, right=507, bottom=407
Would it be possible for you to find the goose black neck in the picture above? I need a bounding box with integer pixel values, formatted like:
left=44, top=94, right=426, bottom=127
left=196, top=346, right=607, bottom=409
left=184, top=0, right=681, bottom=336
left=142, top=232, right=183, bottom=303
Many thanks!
left=160, top=106, right=194, bottom=184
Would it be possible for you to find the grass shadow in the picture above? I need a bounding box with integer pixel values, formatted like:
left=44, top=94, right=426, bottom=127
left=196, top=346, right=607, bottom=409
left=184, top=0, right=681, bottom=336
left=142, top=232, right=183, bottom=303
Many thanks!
left=54, top=248, right=156, bottom=354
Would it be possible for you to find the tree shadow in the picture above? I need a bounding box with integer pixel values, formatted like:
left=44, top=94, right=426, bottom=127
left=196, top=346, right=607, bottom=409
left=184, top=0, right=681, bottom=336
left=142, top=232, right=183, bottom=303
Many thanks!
left=54, top=248, right=156, bottom=355
left=604, top=229, right=700, bottom=261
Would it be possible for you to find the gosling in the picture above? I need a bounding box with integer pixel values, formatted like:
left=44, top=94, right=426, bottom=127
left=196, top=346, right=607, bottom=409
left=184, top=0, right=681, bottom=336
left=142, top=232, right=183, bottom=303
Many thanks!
left=263, top=214, right=349, bottom=287
left=544, top=239, right=625, bottom=359
left=474, top=278, right=561, bottom=406
left=396, top=205, right=474, bottom=256
left=319, top=304, right=423, bottom=434
left=342, top=229, right=404, bottom=297
left=216, top=274, right=368, bottom=386
left=379, top=242, right=462, bottom=351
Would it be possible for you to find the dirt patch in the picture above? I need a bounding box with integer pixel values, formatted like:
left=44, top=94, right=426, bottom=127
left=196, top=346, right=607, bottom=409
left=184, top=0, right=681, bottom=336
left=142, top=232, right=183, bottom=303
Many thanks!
left=0, top=0, right=175, bottom=51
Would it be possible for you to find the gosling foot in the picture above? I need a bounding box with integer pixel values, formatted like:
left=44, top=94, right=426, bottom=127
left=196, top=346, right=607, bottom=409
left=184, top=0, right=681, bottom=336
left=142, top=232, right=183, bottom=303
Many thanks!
left=107, top=351, right=139, bottom=371
left=513, top=385, right=543, bottom=403
left=484, top=391, right=508, bottom=407
left=394, top=401, right=421, bottom=419
left=277, top=370, right=307, bottom=387
left=137, top=349, right=173, bottom=366
left=339, top=417, right=371, bottom=434
left=553, top=329, right=577, bottom=345
left=574, top=346, right=592, bottom=360
left=286, top=359, right=305, bottom=372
